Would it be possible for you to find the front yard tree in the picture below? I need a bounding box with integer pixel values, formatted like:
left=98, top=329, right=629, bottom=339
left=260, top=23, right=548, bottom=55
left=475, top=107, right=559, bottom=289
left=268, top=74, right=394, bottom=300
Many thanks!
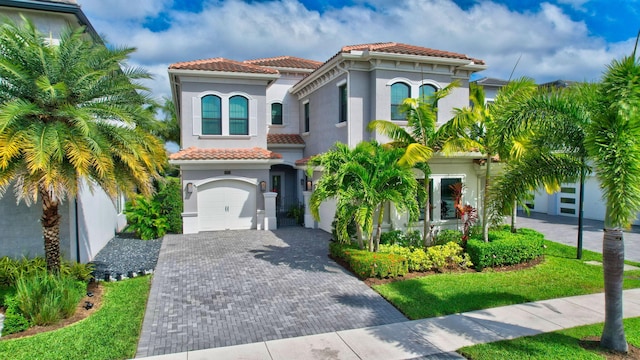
left=0, top=18, right=167, bottom=272
left=585, top=49, right=640, bottom=353
left=308, top=141, right=420, bottom=252
left=368, top=82, right=457, bottom=246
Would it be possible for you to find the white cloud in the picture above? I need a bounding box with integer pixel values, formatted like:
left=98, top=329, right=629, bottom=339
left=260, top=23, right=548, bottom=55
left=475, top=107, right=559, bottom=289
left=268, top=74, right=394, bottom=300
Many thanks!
left=78, top=0, right=633, bottom=100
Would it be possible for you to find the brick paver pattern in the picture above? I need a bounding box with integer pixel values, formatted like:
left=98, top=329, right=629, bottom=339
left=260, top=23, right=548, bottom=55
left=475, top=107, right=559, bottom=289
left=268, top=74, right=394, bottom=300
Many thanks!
left=136, top=228, right=407, bottom=357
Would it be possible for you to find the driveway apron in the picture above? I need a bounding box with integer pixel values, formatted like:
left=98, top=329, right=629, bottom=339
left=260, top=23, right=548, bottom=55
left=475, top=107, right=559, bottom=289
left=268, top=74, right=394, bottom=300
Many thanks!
left=135, top=228, right=407, bottom=357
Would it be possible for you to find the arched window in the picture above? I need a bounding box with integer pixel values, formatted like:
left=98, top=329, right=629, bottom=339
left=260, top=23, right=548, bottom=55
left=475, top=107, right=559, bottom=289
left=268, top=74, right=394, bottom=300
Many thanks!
left=229, top=95, right=248, bottom=135
left=201, top=95, right=221, bottom=135
left=391, top=82, right=410, bottom=120
left=419, top=84, right=437, bottom=102
left=271, top=102, right=283, bottom=125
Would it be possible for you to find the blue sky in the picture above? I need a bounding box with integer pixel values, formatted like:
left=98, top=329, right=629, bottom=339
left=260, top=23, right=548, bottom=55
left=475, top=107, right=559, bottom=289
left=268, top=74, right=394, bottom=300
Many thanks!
left=80, top=0, right=639, bottom=100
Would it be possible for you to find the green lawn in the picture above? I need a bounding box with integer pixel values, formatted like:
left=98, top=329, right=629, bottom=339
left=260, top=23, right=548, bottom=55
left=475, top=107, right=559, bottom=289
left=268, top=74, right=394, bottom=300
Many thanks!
left=459, top=317, right=640, bottom=359
left=373, top=240, right=640, bottom=319
left=0, top=276, right=151, bottom=360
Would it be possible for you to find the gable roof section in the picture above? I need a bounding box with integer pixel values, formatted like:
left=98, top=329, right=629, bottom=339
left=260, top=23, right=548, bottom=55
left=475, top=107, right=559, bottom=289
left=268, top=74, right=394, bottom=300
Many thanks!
left=245, top=56, right=322, bottom=71
left=267, top=133, right=305, bottom=145
left=170, top=147, right=282, bottom=161
left=169, top=57, right=279, bottom=74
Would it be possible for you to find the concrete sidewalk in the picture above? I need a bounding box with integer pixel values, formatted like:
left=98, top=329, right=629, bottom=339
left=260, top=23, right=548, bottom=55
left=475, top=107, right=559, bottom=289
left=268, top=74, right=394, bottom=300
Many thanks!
left=136, top=288, right=640, bottom=360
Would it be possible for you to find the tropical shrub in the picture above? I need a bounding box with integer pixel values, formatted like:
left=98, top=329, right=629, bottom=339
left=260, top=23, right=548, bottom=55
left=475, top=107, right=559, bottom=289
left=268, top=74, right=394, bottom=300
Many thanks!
left=329, top=242, right=408, bottom=279
left=14, top=272, right=85, bottom=326
left=0, top=257, right=92, bottom=287
left=380, top=230, right=422, bottom=247
left=433, top=229, right=463, bottom=246
left=380, top=230, right=403, bottom=245
left=125, top=195, right=169, bottom=240
left=2, top=295, right=29, bottom=335
left=379, top=242, right=472, bottom=272
left=155, top=177, right=183, bottom=234
left=467, top=228, right=545, bottom=270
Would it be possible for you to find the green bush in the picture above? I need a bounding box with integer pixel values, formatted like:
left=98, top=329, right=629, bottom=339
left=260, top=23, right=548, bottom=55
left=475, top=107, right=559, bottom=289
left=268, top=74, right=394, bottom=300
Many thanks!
left=380, top=230, right=403, bottom=245
left=155, top=177, right=183, bottom=234
left=0, top=257, right=94, bottom=287
left=379, top=242, right=472, bottom=272
left=60, top=261, right=94, bottom=282
left=467, top=228, right=545, bottom=270
left=2, top=295, right=29, bottom=335
left=433, top=229, right=463, bottom=246
left=329, top=242, right=408, bottom=279
left=348, top=251, right=408, bottom=279
left=14, top=272, right=86, bottom=326
left=125, top=195, right=169, bottom=240
left=380, top=230, right=422, bottom=247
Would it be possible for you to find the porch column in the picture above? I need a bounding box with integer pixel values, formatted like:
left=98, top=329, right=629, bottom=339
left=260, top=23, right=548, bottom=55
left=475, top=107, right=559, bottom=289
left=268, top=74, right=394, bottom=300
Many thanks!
left=263, top=192, right=277, bottom=230
left=303, top=191, right=315, bottom=229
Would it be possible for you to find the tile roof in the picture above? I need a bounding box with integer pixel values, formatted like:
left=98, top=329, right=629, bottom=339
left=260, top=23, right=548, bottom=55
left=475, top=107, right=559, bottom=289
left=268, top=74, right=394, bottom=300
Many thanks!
left=267, top=134, right=305, bottom=145
left=245, top=56, right=322, bottom=70
left=295, top=156, right=315, bottom=166
left=169, top=58, right=279, bottom=74
left=341, top=42, right=485, bottom=65
left=170, top=147, right=282, bottom=161
left=473, top=77, right=509, bottom=86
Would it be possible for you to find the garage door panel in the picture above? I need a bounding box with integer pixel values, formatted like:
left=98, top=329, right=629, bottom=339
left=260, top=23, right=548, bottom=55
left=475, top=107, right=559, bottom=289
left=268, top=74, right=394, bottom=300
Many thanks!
left=198, top=180, right=256, bottom=231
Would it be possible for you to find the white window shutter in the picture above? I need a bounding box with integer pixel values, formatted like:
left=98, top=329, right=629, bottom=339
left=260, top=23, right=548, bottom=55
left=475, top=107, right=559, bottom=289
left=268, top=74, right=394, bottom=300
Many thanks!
left=192, top=97, right=201, bottom=135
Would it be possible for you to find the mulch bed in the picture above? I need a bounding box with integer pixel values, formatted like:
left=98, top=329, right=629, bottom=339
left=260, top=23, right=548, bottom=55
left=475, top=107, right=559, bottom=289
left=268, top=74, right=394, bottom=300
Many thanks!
left=1, top=281, right=104, bottom=340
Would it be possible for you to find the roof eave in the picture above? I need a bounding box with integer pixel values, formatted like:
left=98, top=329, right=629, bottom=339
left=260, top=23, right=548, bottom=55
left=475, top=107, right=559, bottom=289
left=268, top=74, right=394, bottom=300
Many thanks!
left=169, top=158, right=283, bottom=166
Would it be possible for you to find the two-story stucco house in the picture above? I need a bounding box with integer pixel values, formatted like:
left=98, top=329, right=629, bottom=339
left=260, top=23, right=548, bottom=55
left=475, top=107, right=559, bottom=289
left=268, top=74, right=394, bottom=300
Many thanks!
left=169, top=42, right=490, bottom=235
left=0, top=0, right=127, bottom=262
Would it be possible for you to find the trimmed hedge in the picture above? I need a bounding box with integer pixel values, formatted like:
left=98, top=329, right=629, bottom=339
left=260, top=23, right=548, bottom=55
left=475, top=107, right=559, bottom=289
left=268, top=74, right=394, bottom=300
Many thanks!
left=467, top=228, right=545, bottom=270
left=329, top=242, right=408, bottom=279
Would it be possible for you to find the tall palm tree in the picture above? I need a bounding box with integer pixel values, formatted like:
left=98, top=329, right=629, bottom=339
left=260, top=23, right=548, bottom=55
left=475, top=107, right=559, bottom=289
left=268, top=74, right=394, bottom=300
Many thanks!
left=0, top=18, right=167, bottom=272
left=308, top=141, right=420, bottom=252
left=584, top=49, right=640, bottom=353
left=368, top=82, right=457, bottom=246
left=440, top=78, right=537, bottom=242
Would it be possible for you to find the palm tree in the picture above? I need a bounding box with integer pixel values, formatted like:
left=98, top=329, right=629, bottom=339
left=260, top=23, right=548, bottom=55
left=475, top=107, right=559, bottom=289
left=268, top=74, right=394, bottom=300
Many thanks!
left=368, top=82, right=457, bottom=246
left=440, top=78, right=537, bottom=242
left=308, top=141, right=420, bottom=252
left=146, top=97, right=180, bottom=145
left=0, top=18, right=167, bottom=272
left=584, top=49, right=640, bottom=353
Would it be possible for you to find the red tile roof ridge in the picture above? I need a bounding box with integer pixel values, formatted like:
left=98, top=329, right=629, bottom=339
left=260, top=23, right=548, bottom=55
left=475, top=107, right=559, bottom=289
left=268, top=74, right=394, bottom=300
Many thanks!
left=169, top=147, right=282, bottom=160
left=245, top=56, right=322, bottom=66
left=169, top=57, right=279, bottom=74
left=267, top=133, right=306, bottom=145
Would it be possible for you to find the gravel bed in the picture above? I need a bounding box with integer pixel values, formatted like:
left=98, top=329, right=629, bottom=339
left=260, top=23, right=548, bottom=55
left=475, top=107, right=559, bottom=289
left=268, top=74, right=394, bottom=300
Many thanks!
left=90, top=233, right=163, bottom=281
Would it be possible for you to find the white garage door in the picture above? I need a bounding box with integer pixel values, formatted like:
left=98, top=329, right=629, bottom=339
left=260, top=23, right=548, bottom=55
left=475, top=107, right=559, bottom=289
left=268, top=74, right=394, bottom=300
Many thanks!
left=198, top=180, right=256, bottom=231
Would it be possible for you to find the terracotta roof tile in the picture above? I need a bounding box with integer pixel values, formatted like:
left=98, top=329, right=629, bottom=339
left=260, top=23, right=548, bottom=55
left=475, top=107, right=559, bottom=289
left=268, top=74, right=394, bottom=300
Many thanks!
left=295, top=156, right=316, bottom=166
left=267, top=134, right=305, bottom=145
left=341, top=42, right=485, bottom=65
left=170, top=147, right=282, bottom=161
left=169, top=58, right=279, bottom=74
left=245, top=56, right=322, bottom=70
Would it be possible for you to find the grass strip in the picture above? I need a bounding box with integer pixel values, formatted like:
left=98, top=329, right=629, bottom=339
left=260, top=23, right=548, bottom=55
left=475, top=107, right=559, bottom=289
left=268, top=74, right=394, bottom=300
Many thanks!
left=458, top=317, right=640, bottom=359
left=373, top=240, right=640, bottom=319
left=0, top=276, right=151, bottom=360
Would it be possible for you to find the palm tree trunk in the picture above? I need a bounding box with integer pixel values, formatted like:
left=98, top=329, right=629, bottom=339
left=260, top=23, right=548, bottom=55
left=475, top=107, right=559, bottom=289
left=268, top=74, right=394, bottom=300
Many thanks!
left=511, top=199, right=517, bottom=233
left=355, top=223, right=364, bottom=250
left=600, top=227, right=628, bottom=352
left=374, top=203, right=384, bottom=252
left=40, top=188, right=62, bottom=273
left=482, top=154, right=492, bottom=242
left=423, top=177, right=431, bottom=247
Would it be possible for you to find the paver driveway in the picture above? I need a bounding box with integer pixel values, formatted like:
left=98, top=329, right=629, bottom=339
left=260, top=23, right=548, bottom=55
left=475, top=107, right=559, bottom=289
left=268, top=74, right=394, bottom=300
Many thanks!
left=136, top=228, right=407, bottom=357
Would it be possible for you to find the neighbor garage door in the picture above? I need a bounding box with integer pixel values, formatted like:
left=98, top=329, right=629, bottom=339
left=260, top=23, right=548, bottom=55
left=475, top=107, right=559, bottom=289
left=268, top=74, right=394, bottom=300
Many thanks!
left=198, top=180, right=256, bottom=231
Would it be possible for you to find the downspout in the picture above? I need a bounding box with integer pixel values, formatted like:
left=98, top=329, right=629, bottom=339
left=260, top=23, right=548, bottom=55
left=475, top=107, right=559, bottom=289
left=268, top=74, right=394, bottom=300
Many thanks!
left=74, top=198, right=80, bottom=263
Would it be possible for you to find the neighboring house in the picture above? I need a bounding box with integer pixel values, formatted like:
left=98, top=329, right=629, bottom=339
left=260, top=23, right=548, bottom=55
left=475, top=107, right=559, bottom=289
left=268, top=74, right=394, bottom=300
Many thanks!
left=169, top=43, right=494, bottom=235
left=473, top=77, right=640, bottom=225
left=0, top=0, right=126, bottom=262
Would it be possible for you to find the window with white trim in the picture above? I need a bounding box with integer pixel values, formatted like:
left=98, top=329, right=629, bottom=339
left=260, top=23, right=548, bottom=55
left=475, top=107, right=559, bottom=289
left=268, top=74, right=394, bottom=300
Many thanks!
left=229, top=95, right=248, bottom=135
left=304, top=102, right=310, bottom=132
left=271, top=102, right=283, bottom=125
left=391, top=82, right=410, bottom=120
left=202, top=95, right=222, bottom=135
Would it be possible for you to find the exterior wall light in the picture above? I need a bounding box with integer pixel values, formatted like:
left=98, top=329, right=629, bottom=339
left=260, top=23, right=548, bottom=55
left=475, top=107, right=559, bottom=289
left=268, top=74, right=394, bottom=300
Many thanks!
left=260, top=180, right=267, bottom=192
left=306, top=180, right=313, bottom=191
left=186, top=182, right=194, bottom=194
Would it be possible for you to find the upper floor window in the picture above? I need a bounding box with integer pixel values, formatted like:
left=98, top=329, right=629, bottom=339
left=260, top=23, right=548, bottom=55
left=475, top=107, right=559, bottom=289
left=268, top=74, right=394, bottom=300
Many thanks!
left=304, top=102, right=310, bottom=132
left=202, top=95, right=222, bottom=135
left=229, top=95, right=248, bottom=135
left=391, top=82, right=410, bottom=120
left=271, top=102, right=283, bottom=125
left=338, top=84, right=347, bottom=123
left=419, top=84, right=437, bottom=102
